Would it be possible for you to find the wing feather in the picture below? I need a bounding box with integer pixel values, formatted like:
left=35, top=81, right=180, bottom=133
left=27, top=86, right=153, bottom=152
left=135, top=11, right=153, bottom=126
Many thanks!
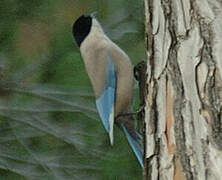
left=96, top=56, right=116, bottom=145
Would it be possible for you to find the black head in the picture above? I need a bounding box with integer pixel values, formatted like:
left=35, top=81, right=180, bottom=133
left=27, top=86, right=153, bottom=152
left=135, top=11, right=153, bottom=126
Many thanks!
left=72, top=15, right=92, bottom=47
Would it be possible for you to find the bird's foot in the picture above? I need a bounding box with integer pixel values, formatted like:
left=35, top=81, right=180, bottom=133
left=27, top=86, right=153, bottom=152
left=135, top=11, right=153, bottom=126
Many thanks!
left=133, top=61, right=147, bottom=81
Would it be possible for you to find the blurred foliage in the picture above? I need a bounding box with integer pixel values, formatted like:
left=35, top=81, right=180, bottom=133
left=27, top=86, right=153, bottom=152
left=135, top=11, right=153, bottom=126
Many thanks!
left=0, top=0, right=146, bottom=179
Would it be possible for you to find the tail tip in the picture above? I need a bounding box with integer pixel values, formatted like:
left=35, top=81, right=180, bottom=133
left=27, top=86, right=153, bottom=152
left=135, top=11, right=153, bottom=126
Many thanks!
left=109, top=131, right=114, bottom=146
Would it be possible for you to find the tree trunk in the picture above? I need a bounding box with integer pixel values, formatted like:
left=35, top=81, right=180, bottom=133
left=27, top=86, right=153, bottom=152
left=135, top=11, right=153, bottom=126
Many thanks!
left=143, top=0, right=222, bottom=179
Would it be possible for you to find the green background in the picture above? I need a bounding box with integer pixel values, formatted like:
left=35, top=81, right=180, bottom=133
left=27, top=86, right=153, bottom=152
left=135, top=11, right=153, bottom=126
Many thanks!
left=0, top=0, right=146, bottom=179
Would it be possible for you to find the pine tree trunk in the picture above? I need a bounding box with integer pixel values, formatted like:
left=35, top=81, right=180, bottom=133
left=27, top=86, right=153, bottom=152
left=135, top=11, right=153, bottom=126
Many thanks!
left=143, top=0, right=222, bottom=179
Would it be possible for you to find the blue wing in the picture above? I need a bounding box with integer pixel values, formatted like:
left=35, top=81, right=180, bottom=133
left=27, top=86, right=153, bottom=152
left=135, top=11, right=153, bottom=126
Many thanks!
left=121, top=124, right=144, bottom=168
left=96, top=56, right=116, bottom=145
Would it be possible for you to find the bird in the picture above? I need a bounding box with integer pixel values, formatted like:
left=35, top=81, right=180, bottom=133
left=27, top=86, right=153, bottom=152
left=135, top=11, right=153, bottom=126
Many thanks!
left=72, top=13, right=143, bottom=167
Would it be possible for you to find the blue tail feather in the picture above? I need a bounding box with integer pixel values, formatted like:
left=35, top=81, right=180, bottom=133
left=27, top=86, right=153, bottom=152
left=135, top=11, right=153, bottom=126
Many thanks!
left=120, top=124, right=144, bottom=168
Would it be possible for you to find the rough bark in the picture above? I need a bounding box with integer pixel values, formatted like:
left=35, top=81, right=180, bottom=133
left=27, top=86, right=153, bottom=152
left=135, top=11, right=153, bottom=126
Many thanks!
left=143, top=0, right=222, bottom=179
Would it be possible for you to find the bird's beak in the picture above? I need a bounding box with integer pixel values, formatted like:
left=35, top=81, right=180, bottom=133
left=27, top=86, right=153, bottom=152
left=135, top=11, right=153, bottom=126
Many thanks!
left=90, top=11, right=97, bottom=18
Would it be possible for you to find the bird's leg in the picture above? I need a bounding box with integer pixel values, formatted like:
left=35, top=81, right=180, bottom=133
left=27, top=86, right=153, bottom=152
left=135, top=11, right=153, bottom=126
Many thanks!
left=117, top=61, right=147, bottom=120
left=134, top=61, right=147, bottom=120
left=133, top=61, right=147, bottom=106
left=116, top=104, right=145, bottom=119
